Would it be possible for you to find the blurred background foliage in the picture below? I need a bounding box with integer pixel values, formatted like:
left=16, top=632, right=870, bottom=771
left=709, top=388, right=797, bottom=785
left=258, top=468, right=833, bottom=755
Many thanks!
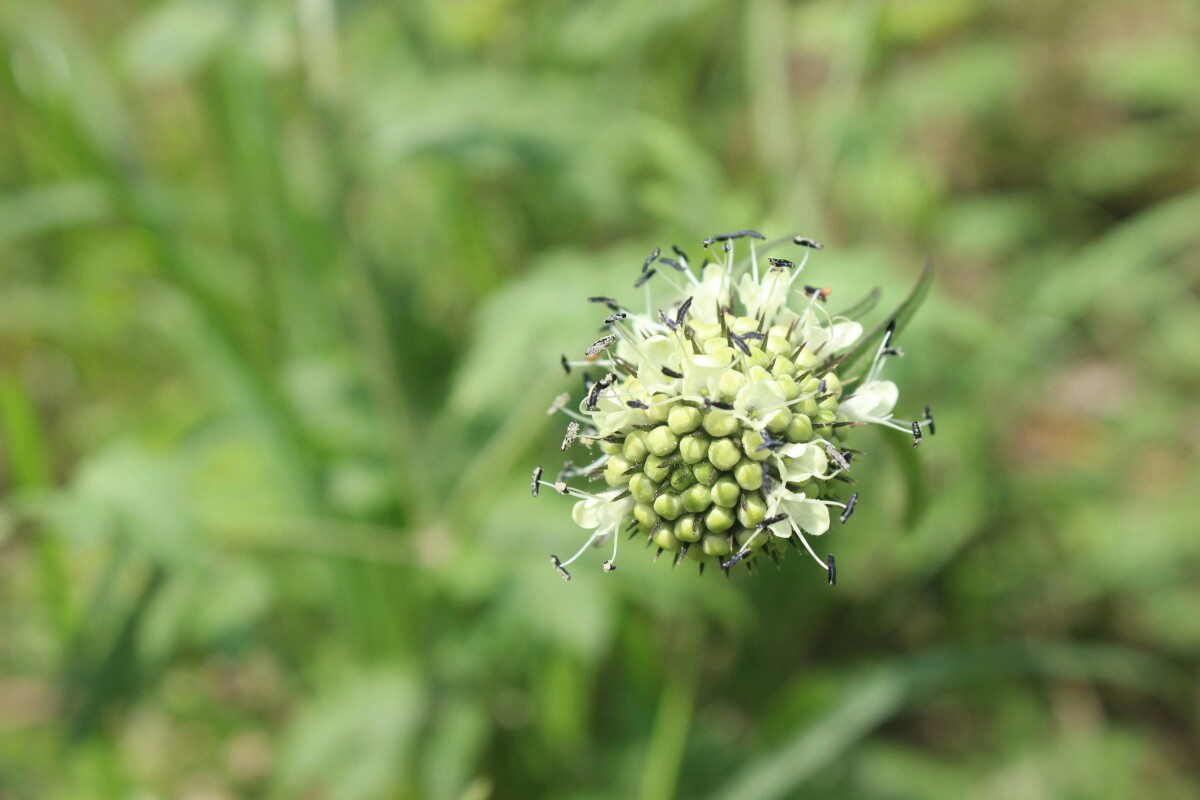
left=1, top=0, right=1199, bottom=797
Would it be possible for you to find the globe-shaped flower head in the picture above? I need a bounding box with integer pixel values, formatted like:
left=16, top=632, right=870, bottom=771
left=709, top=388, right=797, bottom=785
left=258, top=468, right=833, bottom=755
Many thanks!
left=533, top=231, right=933, bottom=584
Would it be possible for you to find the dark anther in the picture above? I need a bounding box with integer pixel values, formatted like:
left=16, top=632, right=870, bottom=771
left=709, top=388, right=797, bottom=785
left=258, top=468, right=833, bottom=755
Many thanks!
left=634, top=269, right=657, bottom=288
left=626, top=399, right=648, bottom=409
left=561, top=354, right=571, bottom=374
left=767, top=257, right=795, bottom=269
left=840, top=492, right=858, bottom=524
left=643, top=247, right=660, bottom=272
left=754, top=432, right=785, bottom=452
left=728, top=332, right=751, bottom=356
left=911, top=420, right=922, bottom=447
left=883, top=318, right=897, bottom=349
left=551, top=555, right=571, bottom=582
left=659, top=309, right=678, bottom=330
left=793, top=236, right=825, bottom=249
left=826, top=554, right=837, bottom=586
left=603, top=560, right=616, bottom=573
left=740, top=331, right=765, bottom=341
left=722, top=241, right=731, bottom=253
left=761, top=462, right=773, bottom=496
left=661, top=366, right=684, bottom=379
left=561, top=421, right=580, bottom=451
left=721, top=549, right=750, bottom=569
left=758, top=513, right=787, bottom=528
left=585, top=335, right=616, bottom=358
left=554, top=481, right=569, bottom=495
left=604, top=312, right=627, bottom=324
left=531, top=466, right=543, bottom=497
left=925, top=405, right=936, bottom=436
left=676, top=296, right=694, bottom=326
left=712, top=400, right=734, bottom=410
left=714, top=230, right=765, bottom=241
left=587, top=296, right=620, bottom=311
left=672, top=244, right=689, bottom=264
left=659, top=257, right=687, bottom=272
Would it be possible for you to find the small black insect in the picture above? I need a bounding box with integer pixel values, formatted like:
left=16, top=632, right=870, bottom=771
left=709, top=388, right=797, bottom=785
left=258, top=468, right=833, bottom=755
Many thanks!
left=803, top=285, right=831, bottom=301
left=643, top=247, right=660, bottom=272
left=531, top=466, right=543, bottom=497
left=793, top=236, right=825, bottom=249
left=634, top=269, right=656, bottom=288
left=767, top=257, right=795, bottom=269
left=840, top=492, right=858, bottom=524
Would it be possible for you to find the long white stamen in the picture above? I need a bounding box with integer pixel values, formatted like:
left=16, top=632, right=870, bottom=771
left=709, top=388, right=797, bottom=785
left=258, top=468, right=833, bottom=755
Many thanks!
left=789, top=517, right=830, bottom=571
left=561, top=524, right=615, bottom=567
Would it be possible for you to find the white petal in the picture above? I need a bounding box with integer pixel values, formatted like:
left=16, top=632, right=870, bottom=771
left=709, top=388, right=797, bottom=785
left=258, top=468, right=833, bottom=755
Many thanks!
left=781, top=443, right=828, bottom=483
left=839, top=380, right=899, bottom=422
left=784, top=497, right=831, bottom=535
left=683, top=354, right=724, bottom=397
left=571, top=497, right=600, bottom=529
left=688, top=264, right=727, bottom=324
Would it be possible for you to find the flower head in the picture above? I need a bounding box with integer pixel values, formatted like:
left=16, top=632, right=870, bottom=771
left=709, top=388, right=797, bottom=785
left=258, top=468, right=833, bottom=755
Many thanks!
left=533, top=232, right=932, bottom=584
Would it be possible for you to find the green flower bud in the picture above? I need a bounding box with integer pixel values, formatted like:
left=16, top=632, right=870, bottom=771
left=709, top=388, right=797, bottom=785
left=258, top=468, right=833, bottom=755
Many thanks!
left=731, top=316, right=758, bottom=335
left=799, top=375, right=821, bottom=393
left=681, top=483, right=713, bottom=513
left=622, top=430, right=649, bottom=462
left=795, top=346, right=819, bottom=370
left=787, top=413, right=814, bottom=443
left=771, top=354, right=796, bottom=377
left=702, top=337, right=727, bottom=357
left=643, top=453, right=674, bottom=482
left=711, top=475, right=741, bottom=508
left=735, top=526, right=770, bottom=551
left=776, top=374, right=800, bottom=400
left=675, top=514, right=701, bottom=543
left=679, top=432, right=710, bottom=464
left=702, top=410, right=739, bottom=437
left=669, top=465, right=696, bottom=493
left=765, top=334, right=792, bottom=356
left=765, top=409, right=792, bottom=434
left=604, top=455, right=632, bottom=486
left=734, top=458, right=764, bottom=491
left=822, top=373, right=843, bottom=397
left=668, top=405, right=703, bottom=435
left=692, top=322, right=722, bottom=340
left=819, top=395, right=839, bottom=413
left=716, top=370, right=747, bottom=400
left=737, top=491, right=768, bottom=528
left=705, top=504, right=735, bottom=533
left=653, top=493, right=683, bottom=521
left=634, top=502, right=659, bottom=529
left=746, top=346, right=771, bottom=370
left=652, top=524, right=682, bottom=551
left=797, top=395, right=819, bottom=417
left=646, top=425, right=679, bottom=457
left=701, top=531, right=733, bottom=557
left=816, top=407, right=837, bottom=427
left=692, top=461, right=717, bottom=486
left=600, top=439, right=623, bottom=456
left=709, top=438, right=742, bottom=470
left=647, top=393, right=674, bottom=424
left=740, top=430, right=772, bottom=462
left=629, top=472, right=658, bottom=504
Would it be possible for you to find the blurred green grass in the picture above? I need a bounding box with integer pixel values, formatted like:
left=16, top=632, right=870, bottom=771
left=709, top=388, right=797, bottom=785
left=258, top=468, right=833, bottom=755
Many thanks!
left=2, top=0, right=1199, bottom=798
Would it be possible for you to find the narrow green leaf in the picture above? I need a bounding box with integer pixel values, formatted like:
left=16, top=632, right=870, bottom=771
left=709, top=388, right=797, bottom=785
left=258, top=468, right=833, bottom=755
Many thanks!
left=837, top=259, right=933, bottom=380
left=834, top=286, right=882, bottom=321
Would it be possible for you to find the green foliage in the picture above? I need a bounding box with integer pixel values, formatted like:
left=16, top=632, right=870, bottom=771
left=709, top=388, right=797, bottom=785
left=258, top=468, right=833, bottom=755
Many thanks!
left=2, top=0, right=1199, bottom=797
